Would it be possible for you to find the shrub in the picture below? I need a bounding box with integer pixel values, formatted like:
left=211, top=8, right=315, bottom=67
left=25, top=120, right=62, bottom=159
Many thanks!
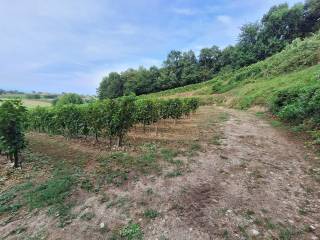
left=54, top=93, right=84, bottom=106
left=0, top=100, right=27, bottom=168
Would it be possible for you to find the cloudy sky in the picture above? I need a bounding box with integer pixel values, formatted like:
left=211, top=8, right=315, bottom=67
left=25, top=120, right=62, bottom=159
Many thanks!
left=0, top=0, right=302, bottom=94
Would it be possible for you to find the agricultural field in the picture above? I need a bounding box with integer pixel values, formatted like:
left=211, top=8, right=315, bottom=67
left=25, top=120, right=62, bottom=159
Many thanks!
left=0, top=95, right=52, bottom=108
left=1, top=103, right=320, bottom=239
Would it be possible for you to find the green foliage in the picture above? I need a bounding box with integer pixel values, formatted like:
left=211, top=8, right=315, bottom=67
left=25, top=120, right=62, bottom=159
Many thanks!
left=143, top=209, right=160, bottom=219
left=54, top=93, right=84, bottom=106
left=97, top=1, right=320, bottom=99
left=119, top=223, right=143, bottom=240
left=135, top=99, right=160, bottom=129
left=25, top=171, right=75, bottom=210
left=271, top=86, right=320, bottom=127
left=0, top=99, right=27, bottom=167
left=27, top=97, right=200, bottom=147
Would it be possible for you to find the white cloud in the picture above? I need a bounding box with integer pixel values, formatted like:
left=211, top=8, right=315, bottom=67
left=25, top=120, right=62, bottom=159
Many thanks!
left=217, top=15, right=233, bottom=25
left=171, top=8, right=198, bottom=16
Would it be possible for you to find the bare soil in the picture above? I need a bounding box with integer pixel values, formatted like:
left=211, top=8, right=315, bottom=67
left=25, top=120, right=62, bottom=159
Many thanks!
left=1, top=105, right=320, bottom=240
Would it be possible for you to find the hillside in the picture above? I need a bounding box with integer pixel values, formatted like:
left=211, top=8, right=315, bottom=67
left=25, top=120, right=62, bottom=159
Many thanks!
left=141, top=33, right=320, bottom=110
left=2, top=3, right=320, bottom=240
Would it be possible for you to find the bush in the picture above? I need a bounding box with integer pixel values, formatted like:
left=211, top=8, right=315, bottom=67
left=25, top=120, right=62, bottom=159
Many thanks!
left=54, top=93, right=84, bottom=106
left=0, top=100, right=27, bottom=168
left=271, top=86, right=320, bottom=127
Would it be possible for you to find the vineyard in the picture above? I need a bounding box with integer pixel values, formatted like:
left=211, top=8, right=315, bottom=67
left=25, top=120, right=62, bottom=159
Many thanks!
left=28, top=97, right=199, bottom=146
left=0, top=97, right=199, bottom=169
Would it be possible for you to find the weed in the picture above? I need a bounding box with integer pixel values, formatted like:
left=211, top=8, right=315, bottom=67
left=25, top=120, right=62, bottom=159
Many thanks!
left=165, top=169, right=183, bottom=178
left=222, top=230, right=229, bottom=239
left=255, top=112, right=265, bottom=117
left=143, top=209, right=160, bottom=219
left=8, top=226, right=27, bottom=236
left=160, top=148, right=178, bottom=161
left=98, top=151, right=160, bottom=186
left=25, top=173, right=75, bottom=210
left=119, top=223, right=143, bottom=240
left=278, top=225, right=296, bottom=240
left=145, top=188, right=154, bottom=195
left=80, top=178, right=94, bottom=192
left=238, top=225, right=249, bottom=239
left=271, top=120, right=282, bottom=127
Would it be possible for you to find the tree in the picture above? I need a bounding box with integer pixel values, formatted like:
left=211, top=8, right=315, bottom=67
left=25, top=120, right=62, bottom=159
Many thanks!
left=0, top=100, right=27, bottom=168
left=237, top=23, right=261, bottom=65
left=302, top=0, right=320, bottom=34
left=199, top=45, right=222, bottom=74
left=98, top=72, right=124, bottom=99
left=54, top=93, right=84, bottom=106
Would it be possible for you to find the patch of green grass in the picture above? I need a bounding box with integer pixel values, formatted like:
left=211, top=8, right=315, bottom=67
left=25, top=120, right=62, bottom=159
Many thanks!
left=278, top=225, right=297, bottom=240
left=271, top=120, right=283, bottom=127
left=255, top=112, right=265, bottom=117
left=119, top=223, right=143, bottom=240
left=143, top=209, right=160, bottom=219
left=0, top=182, right=33, bottom=215
left=24, top=171, right=75, bottom=210
left=80, top=178, right=94, bottom=192
left=97, top=150, right=161, bottom=186
left=160, top=148, right=178, bottom=162
left=185, top=142, right=202, bottom=158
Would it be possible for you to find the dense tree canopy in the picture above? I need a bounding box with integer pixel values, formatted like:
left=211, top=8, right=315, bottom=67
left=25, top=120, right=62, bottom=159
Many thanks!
left=54, top=93, right=84, bottom=106
left=98, top=0, right=320, bottom=100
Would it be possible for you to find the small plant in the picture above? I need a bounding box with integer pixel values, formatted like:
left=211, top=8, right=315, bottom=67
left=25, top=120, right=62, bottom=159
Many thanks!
left=165, top=169, right=183, bottom=178
left=80, top=178, right=94, bottom=192
left=160, top=148, right=178, bottom=162
left=143, top=209, right=160, bottom=219
left=120, top=223, right=143, bottom=240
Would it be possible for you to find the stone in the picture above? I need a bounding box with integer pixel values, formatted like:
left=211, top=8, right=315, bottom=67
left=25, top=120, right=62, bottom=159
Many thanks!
left=249, top=229, right=260, bottom=236
left=309, top=225, right=316, bottom=231
left=100, top=222, right=105, bottom=229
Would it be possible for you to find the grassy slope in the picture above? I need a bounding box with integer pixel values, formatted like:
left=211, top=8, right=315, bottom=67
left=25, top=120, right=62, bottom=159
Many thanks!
left=141, top=33, right=320, bottom=109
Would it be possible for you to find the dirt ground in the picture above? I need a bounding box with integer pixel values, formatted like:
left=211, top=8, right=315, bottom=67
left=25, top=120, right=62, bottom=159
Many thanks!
left=1, top=105, right=320, bottom=240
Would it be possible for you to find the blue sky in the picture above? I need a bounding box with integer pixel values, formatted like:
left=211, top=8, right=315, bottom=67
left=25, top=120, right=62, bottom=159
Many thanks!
left=0, top=0, right=302, bottom=94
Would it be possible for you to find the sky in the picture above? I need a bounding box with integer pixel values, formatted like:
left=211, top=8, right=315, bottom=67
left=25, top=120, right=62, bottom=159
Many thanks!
left=0, top=0, right=302, bottom=95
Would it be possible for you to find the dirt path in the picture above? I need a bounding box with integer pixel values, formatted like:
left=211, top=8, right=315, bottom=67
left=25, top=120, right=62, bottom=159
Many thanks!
left=1, top=106, right=320, bottom=240
left=141, top=106, right=320, bottom=239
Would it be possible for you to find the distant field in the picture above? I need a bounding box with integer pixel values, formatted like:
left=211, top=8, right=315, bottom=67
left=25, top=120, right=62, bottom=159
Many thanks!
left=0, top=97, right=52, bottom=108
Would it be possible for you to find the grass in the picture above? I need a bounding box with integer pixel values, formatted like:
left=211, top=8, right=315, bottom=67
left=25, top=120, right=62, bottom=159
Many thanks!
left=0, top=152, right=79, bottom=227
left=143, top=209, right=160, bottom=219
left=97, top=150, right=160, bottom=186
left=119, top=223, right=143, bottom=240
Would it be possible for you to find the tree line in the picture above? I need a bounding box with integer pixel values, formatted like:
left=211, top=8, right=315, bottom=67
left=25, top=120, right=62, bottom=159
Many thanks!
left=98, top=0, right=320, bottom=99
